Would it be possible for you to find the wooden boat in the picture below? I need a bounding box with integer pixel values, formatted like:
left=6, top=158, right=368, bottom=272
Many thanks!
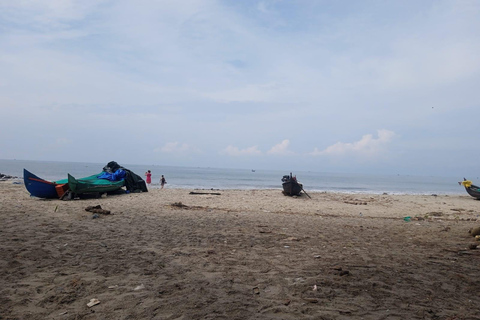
left=24, top=162, right=147, bottom=199
left=68, top=173, right=125, bottom=195
left=282, top=173, right=303, bottom=196
left=24, top=169, right=125, bottom=199
left=23, top=169, right=65, bottom=199
left=459, top=179, right=480, bottom=199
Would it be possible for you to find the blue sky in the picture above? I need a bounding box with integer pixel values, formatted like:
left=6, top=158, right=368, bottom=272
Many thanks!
left=1, top=0, right=479, bottom=176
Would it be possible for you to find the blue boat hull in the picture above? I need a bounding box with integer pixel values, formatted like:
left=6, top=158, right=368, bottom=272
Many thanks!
left=23, top=169, right=59, bottom=199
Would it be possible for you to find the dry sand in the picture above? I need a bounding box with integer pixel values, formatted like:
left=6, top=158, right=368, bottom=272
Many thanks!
left=1, top=182, right=480, bottom=319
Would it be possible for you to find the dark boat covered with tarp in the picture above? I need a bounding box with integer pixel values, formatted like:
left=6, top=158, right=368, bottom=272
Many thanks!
left=24, top=161, right=147, bottom=199
left=100, top=161, right=148, bottom=194
left=459, top=178, right=480, bottom=200
left=282, top=173, right=303, bottom=196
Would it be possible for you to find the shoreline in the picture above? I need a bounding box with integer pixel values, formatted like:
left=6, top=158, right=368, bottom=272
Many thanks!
left=2, top=181, right=477, bottom=220
left=149, top=184, right=466, bottom=196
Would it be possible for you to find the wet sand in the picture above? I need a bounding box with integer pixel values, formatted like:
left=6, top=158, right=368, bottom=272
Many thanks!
left=1, top=182, right=480, bottom=319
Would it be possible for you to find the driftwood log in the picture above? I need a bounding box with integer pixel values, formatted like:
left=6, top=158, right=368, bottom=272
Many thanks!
left=189, top=192, right=221, bottom=195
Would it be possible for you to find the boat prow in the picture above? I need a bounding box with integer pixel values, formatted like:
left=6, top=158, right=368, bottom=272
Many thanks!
left=459, top=178, right=480, bottom=200
left=23, top=169, right=66, bottom=199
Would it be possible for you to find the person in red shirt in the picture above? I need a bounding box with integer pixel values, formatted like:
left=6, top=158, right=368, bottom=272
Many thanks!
left=145, top=170, right=152, bottom=186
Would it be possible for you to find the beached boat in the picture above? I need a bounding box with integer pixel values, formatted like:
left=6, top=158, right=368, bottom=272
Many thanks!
left=282, top=173, right=303, bottom=196
left=23, top=169, right=66, bottom=199
left=24, top=161, right=148, bottom=199
left=67, top=173, right=125, bottom=194
left=459, top=179, right=480, bottom=199
left=24, top=169, right=124, bottom=199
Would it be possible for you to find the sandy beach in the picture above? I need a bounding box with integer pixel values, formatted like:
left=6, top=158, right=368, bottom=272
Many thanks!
left=1, top=181, right=480, bottom=319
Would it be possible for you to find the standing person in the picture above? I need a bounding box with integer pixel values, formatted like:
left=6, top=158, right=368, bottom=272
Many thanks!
left=145, top=170, right=152, bottom=186
left=160, top=175, right=166, bottom=189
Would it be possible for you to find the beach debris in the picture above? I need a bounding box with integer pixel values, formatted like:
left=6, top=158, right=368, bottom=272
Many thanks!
left=108, top=285, right=118, bottom=289
left=258, top=229, right=272, bottom=234
left=293, top=277, right=306, bottom=284
left=344, top=200, right=367, bottom=205
left=0, top=173, right=18, bottom=180
left=476, top=235, right=480, bottom=241
left=332, top=266, right=350, bottom=276
left=427, top=211, right=444, bottom=217
left=171, top=202, right=188, bottom=208
left=169, top=202, right=205, bottom=210
left=468, top=244, right=478, bottom=250
left=285, top=237, right=300, bottom=241
left=189, top=191, right=221, bottom=195
left=54, top=205, right=58, bottom=212
left=312, top=284, right=318, bottom=291
left=252, top=286, right=260, bottom=295
left=134, top=284, right=145, bottom=291
left=403, top=216, right=411, bottom=222
left=85, top=205, right=111, bottom=215
left=469, top=226, right=480, bottom=237
left=92, top=214, right=100, bottom=219
left=87, top=298, right=100, bottom=307
left=283, top=299, right=291, bottom=306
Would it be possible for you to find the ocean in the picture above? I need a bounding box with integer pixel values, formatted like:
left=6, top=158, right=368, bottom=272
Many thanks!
left=0, top=159, right=468, bottom=195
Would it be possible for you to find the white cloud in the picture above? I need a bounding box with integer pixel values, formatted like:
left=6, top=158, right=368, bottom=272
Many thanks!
left=267, top=139, right=293, bottom=155
left=311, top=130, right=396, bottom=157
left=221, top=145, right=261, bottom=156
left=0, top=0, right=105, bottom=27
left=157, top=142, right=199, bottom=154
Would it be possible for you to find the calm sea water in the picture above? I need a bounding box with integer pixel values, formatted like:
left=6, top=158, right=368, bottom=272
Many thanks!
left=0, top=159, right=468, bottom=195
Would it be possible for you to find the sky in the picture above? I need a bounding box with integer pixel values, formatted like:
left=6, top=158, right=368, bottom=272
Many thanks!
left=1, top=0, right=479, bottom=177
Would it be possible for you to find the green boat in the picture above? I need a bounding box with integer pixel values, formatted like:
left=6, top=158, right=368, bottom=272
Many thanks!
left=67, top=173, right=125, bottom=194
